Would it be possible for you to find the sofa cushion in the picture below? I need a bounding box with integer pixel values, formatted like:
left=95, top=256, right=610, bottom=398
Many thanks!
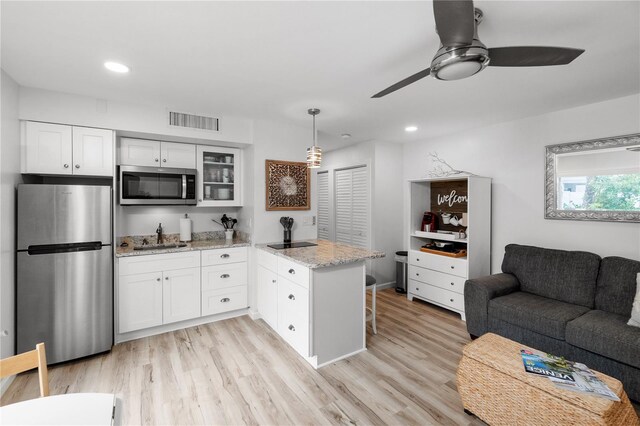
left=488, top=292, right=590, bottom=340
left=595, top=257, right=640, bottom=317
left=566, top=310, right=640, bottom=369
left=501, top=244, right=600, bottom=308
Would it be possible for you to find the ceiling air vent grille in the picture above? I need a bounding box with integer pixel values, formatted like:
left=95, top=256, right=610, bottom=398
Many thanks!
left=168, top=111, right=219, bottom=131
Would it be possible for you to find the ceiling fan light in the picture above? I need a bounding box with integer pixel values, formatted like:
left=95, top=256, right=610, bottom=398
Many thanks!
left=430, top=43, right=489, bottom=81
left=435, top=60, right=484, bottom=81
left=307, top=146, right=322, bottom=168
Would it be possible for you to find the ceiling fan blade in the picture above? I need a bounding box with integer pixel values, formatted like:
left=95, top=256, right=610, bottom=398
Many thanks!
left=433, top=0, right=475, bottom=47
left=488, top=46, right=585, bottom=67
left=371, top=68, right=431, bottom=98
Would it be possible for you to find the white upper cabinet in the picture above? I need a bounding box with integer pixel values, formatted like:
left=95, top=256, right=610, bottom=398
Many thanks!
left=23, top=121, right=113, bottom=176
left=119, top=138, right=161, bottom=167
left=160, top=142, right=196, bottom=169
left=120, top=139, right=195, bottom=169
left=72, top=127, right=114, bottom=176
left=196, top=145, right=242, bottom=207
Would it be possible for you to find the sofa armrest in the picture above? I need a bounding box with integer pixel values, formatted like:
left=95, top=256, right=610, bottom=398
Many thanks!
left=464, top=273, right=520, bottom=337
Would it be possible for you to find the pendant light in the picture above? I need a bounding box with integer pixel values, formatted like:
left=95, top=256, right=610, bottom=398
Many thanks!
left=306, top=108, right=322, bottom=168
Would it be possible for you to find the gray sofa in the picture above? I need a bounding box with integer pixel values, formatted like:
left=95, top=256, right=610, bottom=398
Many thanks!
left=464, top=244, right=640, bottom=401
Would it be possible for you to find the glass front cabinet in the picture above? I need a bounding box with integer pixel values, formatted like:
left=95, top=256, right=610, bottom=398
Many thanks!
left=196, top=146, right=242, bottom=207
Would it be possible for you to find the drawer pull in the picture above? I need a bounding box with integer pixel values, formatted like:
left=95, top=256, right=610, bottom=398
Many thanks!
left=156, top=278, right=161, bottom=282
left=165, top=276, right=169, bottom=280
left=63, top=164, right=69, bottom=168
left=450, top=266, right=455, bottom=269
left=416, top=272, right=420, bottom=276
left=220, top=254, right=230, bottom=259
left=451, top=282, right=455, bottom=286
left=416, top=258, right=420, bottom=262
left=450, top=298, right=454, bottom=302
left=416, top=287, right=419, bottom=291
left=288, top=268, right=295, bottom=275
left=288, top=294, right=295, bottom=300
left=288, top=325, right=295, bottom=332
left=220, top=298, right=231, bottom=303
left=220, top=274, right=230, bottom=279
left=272, top=279, right=276, bottom=283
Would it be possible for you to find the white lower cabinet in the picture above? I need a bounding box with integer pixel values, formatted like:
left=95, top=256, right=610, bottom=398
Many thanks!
left=119, top=272, right=163, bottom=333
left=118, top=249, right=248, bottom=336
left=257, top=266, right=278, bottom=329
left=257, top=251, right=311, bottom=357
left=163, top=267, right=201, bottom=324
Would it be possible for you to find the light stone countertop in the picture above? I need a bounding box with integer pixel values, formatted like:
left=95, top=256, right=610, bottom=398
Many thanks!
left=115, top=234, right=251, bottom=257
left=256, top=239, right=385, bottom=269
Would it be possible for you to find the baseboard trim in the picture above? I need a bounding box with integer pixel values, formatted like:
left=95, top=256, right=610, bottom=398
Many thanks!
left=1, top=376, right=15, bottom=397
left=375, top=281, right=395, bottom=290
left=248, top=309, right=261, bottom=320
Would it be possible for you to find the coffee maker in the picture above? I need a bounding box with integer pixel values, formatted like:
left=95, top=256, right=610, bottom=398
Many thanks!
left=421, top=212, right=438, bottom=232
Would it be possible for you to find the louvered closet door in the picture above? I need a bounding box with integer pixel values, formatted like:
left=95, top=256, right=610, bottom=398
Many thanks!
left=317, top=171, right=330, bottom=240
left=335, top=166, right=369, bottom=248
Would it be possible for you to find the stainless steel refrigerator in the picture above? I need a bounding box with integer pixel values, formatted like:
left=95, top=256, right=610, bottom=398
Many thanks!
left=17, top=184, right=113, bottom=364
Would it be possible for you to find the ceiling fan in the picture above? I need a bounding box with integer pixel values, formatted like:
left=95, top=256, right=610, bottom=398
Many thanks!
left=372, top=0, right=585, bottom=98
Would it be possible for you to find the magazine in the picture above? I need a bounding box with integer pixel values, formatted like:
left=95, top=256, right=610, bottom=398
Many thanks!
left=520, top=349, right=620, bottom=401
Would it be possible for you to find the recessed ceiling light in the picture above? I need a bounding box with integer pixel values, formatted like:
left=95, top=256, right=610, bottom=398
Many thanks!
left=104, top=61, right=130, bottom=73
left=341, top=133, right=352, bottom=139
left=405, top=126, right=418, bottom=132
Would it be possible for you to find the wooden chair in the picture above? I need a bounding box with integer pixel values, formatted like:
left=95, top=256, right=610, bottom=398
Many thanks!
left=0, top=343, right=49, bottom=397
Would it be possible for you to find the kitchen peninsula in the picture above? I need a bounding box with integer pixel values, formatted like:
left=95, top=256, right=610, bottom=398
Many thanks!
left=256, top=240, right=385, bottom=368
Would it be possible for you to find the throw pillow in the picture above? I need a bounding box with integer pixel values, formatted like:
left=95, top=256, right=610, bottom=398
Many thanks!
left=628, top=273, right=640, bottom=328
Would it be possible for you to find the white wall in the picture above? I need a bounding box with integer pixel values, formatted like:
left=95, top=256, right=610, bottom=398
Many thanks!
left=403, top=94, right=640, bottom=273
left=0, top=69, right=22, bottom=390
left=250, top=118, right=318, bottom=244
left=322, top=140, right=404, bottom=285
left=19, top=87, right=253, bottom=145
left=115, top=205, right=243, bottom=237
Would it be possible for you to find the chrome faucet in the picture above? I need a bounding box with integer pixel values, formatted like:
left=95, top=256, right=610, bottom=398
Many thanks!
left=156, top=223, right=163, bottom=244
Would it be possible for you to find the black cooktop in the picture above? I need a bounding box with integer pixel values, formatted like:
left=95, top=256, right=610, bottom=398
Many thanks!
left=267, top=242, right=318, bottom=250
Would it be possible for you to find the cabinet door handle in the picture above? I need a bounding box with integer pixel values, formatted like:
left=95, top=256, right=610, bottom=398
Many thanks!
left=220, top=274, right=230, bottom=279
left=220, top=254, right=230, bottom=258
left=155, top=158, right=159, bottom=162
left=220, top=298, right=230, bottom=303
left=156, top=278, right=161, bottom=282
left=450, top=266, right=455, bottom=269
left=288, top=268, right=295, bottom=274
left=75, top=164, right=80, bottom=169
left=162, top=158, right=167, bottom=163
left=63, top=164, right=69, bottom=168
left=288, top=325, right=295, bottom=332
left=451, top=282, right=455, bottom=286
left=272, top=279, right=276, bottom=283
left=165, top=276, right=169, bottom=280
left=416, top=272, right=420, bottom=276
left=450, top=298, right=454, bottom=302
left=288, top=294, right=295, bottom=300
left=416, top=287, right=419, bottom=291
left=416, top=258, right=420, bottom=262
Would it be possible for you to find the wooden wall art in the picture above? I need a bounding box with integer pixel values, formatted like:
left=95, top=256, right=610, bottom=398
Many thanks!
left=265, top=159, right=311, bottom=211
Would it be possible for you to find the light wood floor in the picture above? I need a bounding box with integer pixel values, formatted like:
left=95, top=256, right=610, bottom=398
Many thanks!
left=2, top=289, right=637, bottom=425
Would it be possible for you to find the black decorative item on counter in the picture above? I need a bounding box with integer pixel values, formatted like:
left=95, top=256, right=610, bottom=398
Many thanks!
left=280, top=216, right=294, bottom=243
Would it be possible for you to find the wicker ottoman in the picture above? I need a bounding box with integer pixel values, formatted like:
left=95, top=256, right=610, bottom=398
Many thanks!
left=457, top=333, right=639, bottom=426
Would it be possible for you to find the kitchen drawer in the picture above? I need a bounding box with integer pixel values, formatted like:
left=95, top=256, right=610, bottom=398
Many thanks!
left=201, top=246, right=248, bottom=266
left=277, top=257, right=310, bottom=289
left=278, top=305, right=310, bottom=357
left=408, top=279, right=465, bottom=312
left=202, top=263, right=247, bottom=291
left=408, top=250, right=467, bottom=278
left=202, top=285, right=247, bottom=316
left=408, top=265, right=466, bottom=295
left=277, top=276, right=309, bottom=320
left=257, top=249, right=278, bottom=273
left=119, top=251, right=200, bottom=276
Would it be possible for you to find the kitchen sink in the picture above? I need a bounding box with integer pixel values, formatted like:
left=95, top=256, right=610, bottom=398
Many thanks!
left=133, top=243, right=188, bottom=251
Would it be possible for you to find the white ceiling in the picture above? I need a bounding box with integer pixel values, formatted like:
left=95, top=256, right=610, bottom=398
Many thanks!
left=2, top=1, right=639, bottom=151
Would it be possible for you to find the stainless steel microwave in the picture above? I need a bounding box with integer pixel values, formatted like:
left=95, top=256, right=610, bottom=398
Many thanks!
left=119, top=165, right=197, bottom=205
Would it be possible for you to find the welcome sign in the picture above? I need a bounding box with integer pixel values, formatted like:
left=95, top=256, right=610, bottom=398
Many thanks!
left=431, top=180, right=468, bottom=212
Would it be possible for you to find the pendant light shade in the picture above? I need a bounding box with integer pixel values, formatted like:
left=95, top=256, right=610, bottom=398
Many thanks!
left=306, top=108, right=322, bottom=168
